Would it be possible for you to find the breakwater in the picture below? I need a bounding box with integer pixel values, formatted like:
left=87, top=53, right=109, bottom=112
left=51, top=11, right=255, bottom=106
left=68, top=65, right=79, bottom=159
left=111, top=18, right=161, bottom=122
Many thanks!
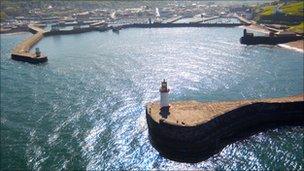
left=146, top=95, right=304, bottom=163
left=11, top=25, right=47, bottom=63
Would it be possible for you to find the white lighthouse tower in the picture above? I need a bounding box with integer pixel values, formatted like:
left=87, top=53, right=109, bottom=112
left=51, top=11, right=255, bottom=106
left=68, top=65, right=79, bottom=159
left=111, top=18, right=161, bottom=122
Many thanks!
left=160, top=79, right=170, bottom=115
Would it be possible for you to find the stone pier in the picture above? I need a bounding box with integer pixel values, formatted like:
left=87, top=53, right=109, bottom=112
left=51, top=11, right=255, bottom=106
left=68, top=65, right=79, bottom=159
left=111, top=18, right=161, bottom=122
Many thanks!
left=146, top=94, right=304, bottom=162
left=11, top=24, right=47, bottom=63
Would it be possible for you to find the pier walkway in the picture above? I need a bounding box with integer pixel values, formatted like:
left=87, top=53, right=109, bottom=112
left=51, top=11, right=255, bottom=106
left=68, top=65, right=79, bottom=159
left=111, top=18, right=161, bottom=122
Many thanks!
left=148, top=95, right=303, bottom=126
left=234, top=15, right=252, bottom=25
left=28, top=24, right=47, bottom=34
left=146, top=94, right=303, bottom=162
left=11, top=24, right=47, bottom=63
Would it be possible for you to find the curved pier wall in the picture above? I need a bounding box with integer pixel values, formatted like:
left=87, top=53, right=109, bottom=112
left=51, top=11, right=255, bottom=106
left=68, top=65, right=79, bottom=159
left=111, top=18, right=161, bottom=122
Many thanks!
left=146, top=101, right=304, bottom=163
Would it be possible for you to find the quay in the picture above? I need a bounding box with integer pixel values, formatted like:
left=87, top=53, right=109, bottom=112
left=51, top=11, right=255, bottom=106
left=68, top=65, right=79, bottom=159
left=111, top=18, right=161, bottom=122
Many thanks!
left=146, top=81, right=303, bottom=163
left=11, top=24, right=48, bottom=63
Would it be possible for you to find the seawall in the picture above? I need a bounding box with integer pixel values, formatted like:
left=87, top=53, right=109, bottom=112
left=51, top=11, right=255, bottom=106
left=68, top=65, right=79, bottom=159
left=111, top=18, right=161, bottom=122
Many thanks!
left=146, top=95, right=304, bottom=163
left=116, top=22, right=243, bottom=29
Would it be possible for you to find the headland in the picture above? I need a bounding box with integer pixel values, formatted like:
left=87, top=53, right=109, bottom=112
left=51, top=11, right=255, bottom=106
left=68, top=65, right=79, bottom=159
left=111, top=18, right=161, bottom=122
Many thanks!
left=146, top=94, right=304, bottom=162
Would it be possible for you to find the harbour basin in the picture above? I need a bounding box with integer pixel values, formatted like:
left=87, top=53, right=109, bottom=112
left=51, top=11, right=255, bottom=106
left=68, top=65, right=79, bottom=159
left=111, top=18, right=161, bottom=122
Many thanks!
left=1, top=27, right=303, bottom=170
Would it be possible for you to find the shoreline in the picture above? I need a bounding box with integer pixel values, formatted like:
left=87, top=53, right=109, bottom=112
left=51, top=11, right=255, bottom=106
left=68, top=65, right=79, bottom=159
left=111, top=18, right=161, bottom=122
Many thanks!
left=279, top=40, right=304, bottom=53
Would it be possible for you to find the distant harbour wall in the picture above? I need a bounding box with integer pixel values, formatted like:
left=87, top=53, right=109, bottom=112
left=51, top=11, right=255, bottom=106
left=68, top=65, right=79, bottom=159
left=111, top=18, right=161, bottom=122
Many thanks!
left=44, top=27, right=103, bottom=36
left=42, top=22, right=244, bottom=37
left=146, top=95, right=304, bottom=163
left=113, top=22, right=243, bottom=29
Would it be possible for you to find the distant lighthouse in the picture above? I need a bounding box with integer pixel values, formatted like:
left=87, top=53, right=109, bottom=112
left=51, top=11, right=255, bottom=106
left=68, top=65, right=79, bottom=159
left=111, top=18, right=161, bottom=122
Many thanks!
left=35, top=47, right=41, bottom=57
left=159, top=79, right=170, bottom=117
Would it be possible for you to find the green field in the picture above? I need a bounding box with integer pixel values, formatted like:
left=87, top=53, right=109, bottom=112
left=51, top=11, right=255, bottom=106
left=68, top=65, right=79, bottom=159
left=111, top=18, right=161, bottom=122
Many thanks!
left=261, top=5, right=275, bottom=16
left=281, top=1, right=304, bottom=16
left=260, top=1, right=304, bottom=17
left=288, top=22, right=304, bottom=34
left=258, top=1, right=303, bottom=26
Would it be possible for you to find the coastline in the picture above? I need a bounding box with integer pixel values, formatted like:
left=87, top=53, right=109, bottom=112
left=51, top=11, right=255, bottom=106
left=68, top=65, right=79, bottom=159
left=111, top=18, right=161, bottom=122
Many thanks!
left=279, top=40, right=304, bottom=53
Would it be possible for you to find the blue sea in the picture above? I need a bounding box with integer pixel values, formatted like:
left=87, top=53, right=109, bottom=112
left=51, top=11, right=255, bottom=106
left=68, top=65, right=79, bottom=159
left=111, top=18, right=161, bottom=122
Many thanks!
left=1, top=27, right=303, bottom=170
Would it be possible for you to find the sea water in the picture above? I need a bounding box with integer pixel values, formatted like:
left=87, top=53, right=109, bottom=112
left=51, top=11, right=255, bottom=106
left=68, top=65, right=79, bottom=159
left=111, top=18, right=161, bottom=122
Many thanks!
left=1, top=27, right=303, bottom=170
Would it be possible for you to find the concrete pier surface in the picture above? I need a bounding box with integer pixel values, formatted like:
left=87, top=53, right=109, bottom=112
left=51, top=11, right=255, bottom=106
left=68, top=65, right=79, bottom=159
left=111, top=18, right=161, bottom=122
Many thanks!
left=146, top=94, right=304, bottom=162
left=11, top=24, right=47, bottom=63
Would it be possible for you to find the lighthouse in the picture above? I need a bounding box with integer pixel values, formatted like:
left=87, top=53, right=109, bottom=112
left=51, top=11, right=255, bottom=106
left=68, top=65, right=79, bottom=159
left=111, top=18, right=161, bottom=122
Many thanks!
left=160, top=79, right=170, bottom=117
left=35, top=48, right=41, bottom=57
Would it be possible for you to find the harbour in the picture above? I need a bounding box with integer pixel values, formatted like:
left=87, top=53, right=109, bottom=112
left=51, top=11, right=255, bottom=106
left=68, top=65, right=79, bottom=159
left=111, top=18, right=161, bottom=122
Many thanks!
left=9, top=16, right=302, bottom=64
left=1, top=0, right=304, bottom=170
left=8, top=16, right=249, bottom=64
left=1, top=27, right=303, bottom=169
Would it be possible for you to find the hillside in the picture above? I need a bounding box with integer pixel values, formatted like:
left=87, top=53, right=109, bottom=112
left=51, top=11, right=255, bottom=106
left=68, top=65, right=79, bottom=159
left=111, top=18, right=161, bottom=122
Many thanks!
left=257, top=1, right=303, bottom=25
